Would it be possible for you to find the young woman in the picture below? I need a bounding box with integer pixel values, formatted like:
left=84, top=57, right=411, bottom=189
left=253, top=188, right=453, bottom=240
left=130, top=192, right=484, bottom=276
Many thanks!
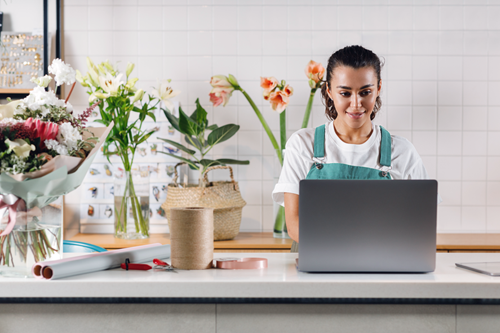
left=272, top=45, right=432, bottom=253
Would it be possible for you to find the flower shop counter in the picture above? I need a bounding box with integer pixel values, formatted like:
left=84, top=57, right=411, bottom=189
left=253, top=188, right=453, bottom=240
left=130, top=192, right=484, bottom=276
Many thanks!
left=2, top=253, right=500, bottom=332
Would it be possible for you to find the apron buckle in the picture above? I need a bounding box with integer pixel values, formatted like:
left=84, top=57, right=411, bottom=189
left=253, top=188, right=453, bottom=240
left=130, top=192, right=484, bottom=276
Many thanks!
left=315, top=163, right=323, bottom=170
left=380, top=166, right=392, bottom=178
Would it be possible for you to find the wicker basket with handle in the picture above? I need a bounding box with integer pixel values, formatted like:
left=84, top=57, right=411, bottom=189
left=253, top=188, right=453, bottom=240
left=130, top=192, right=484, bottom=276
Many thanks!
left=161, top=163, right=246, bottom=241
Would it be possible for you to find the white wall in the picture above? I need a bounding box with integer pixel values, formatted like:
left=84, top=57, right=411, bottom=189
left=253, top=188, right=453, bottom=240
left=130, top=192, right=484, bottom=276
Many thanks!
left=51, top=0, right=500, bottom=233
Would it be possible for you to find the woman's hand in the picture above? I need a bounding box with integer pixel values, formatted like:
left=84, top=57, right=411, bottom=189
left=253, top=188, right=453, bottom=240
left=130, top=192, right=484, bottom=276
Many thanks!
left=284, top=192, right=299, bottom=243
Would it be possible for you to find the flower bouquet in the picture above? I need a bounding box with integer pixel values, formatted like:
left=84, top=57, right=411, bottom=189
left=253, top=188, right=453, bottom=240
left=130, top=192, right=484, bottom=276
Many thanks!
left=0, top=59, right=111, bottom=277
left=209, top=61, right=325, bottom=238
left=76, top=58, right=167, bottom=239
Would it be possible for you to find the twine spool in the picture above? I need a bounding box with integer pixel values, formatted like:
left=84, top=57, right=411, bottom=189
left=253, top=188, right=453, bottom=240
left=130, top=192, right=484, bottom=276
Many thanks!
left=170, top=207, right=214, bottom=270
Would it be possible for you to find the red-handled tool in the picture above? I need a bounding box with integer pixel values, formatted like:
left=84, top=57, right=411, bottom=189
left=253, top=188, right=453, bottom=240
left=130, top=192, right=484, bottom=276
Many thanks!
left=153, top=258, right=176, bottom=272
left=121, top=258, right=152, bottom=271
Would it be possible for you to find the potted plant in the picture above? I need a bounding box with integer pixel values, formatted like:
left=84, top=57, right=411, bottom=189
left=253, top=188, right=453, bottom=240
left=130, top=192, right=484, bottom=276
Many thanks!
left=159, top=99, right=250, bottom=240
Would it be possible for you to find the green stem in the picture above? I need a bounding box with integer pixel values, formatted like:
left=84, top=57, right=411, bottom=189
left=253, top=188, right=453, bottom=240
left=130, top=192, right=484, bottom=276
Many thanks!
left=301, top=88, right=317, bottom=129
left=273, top=206, right=286, bottom=234
left=239, top=88, right=282, bottom=165
left=280, top=110, right=286, bottom=153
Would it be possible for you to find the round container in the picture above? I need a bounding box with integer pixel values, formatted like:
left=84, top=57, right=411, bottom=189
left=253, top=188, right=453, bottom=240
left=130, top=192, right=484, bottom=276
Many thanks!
left=170, top=207, right=214, bottom=270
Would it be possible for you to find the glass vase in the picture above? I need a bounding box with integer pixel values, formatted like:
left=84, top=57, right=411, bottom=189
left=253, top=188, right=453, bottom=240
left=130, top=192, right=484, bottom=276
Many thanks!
left=273, top=149, right=290, bottom=239
left=0, top=196, right=63, bottom=278
left=114, top=167, right=150, bottom=239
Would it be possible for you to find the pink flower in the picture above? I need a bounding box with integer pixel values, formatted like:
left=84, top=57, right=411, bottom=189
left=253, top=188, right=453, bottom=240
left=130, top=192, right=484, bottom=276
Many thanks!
left=25, top=118, right=59, bottom=149
left=209, top=87, right=234, bottom=107
left=210, top=75, right=233, bottom=89
left=305, top=60, right=325, bottom=84
left=260, top=77, right=278, bottom=92
left=283, top=84, right=294, bottom=97
left=268, top=90, right=289, bottom=114
left=263, top=89, right=271, bottom=101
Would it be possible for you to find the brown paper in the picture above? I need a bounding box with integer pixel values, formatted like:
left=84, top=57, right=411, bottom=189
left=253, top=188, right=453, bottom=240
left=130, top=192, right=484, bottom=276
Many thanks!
left=170, top=207, right=214, bottom=270
left=7, top=126, right=111, bottom=181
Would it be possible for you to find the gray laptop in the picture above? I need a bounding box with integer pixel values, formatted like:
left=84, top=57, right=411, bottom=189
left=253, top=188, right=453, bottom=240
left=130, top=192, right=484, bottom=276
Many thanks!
left=298, top=180, right=437, bottom=273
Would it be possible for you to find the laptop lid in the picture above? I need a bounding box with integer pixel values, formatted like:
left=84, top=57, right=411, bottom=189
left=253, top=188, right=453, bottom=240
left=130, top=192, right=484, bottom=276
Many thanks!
left=298, top=180, right=437, bottom=273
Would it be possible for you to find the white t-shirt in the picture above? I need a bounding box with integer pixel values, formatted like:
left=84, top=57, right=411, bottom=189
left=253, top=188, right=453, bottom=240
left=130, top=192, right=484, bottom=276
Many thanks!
left=272, top=121, right=434, bottom=206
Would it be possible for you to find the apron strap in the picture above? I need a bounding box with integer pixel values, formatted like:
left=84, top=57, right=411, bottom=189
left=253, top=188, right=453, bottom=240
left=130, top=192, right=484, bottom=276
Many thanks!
left=379, top=126, right=392, bottom=167
left=313, top=124, right=326, bottom=158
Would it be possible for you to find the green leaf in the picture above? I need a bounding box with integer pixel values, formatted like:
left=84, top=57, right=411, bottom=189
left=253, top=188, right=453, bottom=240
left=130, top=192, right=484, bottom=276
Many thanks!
left=158, top=152, right=199, bottom=170
left=94, top=119, right=109, bottom=126
left=136, top=131, right=155, bottom=145
left=159, top=138, right=196, bottom=156
left=178, top=106, right=199, bottom=136
left=200, top=159, right=222, bottom=167
left=162, top=108, right=181, bottom=132
left=147, top=112, right=156, bottom=122
left=206, top=124, right=218, bottom=131
left=185, top=136, right=203, bottom=150
left=207, top=124, right=239, bottom=146
left=190, top=99, right=208, bottom=128
left=216, top=158, right=250, bottom=165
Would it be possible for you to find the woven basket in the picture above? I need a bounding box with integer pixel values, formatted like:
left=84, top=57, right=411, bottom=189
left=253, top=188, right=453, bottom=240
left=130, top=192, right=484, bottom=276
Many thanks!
left=161, top=163, right=246, bottom=241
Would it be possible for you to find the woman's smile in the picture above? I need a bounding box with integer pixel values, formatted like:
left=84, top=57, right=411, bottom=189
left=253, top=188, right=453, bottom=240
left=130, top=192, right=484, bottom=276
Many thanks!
left=346, top=110, right=366, bottom=120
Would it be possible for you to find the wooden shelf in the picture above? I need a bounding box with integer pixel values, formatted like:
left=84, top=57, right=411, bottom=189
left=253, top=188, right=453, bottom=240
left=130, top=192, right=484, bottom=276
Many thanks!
left=69, top=233, right=500, bottom=252
left=0, top=89, right=31, bottom=94
left=437, top=233, right=500, bottom=251
left=69, top=232, right=294, bottom=252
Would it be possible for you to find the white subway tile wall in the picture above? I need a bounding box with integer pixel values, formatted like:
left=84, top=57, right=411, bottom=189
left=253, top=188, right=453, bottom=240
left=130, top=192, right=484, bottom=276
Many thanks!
left=64, top=0, right=500, bottom=233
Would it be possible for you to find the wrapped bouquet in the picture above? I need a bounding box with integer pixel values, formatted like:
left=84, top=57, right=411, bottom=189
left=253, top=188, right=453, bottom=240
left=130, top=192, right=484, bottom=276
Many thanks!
left=0, top=59, right=111, bottom=277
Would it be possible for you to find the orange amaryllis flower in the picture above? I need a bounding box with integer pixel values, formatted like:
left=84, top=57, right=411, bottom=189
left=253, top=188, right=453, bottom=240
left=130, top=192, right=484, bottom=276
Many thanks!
left=283, top=84, right=293, bottom=97
left=260, top=76, right=278, bottom=92
left=263, top=89, right=271, bottom=101
left=209, top=87, right=234, bottom=107
left=305, top=60, right=325, bottom=84
left=268, top=90, right=289, bottom=114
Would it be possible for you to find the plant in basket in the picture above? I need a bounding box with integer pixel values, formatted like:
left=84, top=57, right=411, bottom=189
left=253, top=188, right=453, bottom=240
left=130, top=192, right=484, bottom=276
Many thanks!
left=0, top=59, right=110, bottom=277
left=158, top=99, right=249, bottom=240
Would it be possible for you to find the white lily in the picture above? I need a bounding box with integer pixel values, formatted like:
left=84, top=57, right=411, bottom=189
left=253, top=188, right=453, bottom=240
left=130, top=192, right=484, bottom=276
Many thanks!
left=75, top=70, right=89, bottom=88
left=99, top=73, right=124, bottom=97
left=94, top=92, right=111, bottom=100
left=0, top=100, right=23, bottom=120
left=126, top=63, right=135, bottom=77
left=152, top=81, right=181, bottom=111
left=30, top=75, right=52, bottom=88
left=125, top=78, right=139, bottom=92
left=130, top=89, right=145, bottom=104
left=5, top=138, right=36, bottom=158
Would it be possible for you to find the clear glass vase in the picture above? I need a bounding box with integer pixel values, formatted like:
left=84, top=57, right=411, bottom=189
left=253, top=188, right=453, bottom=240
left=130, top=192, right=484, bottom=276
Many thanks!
left=114, top=167, right=150, bottom=239
left=0, top=196, right=63, bottom=278
left=273, top=149, right=290, bottom=239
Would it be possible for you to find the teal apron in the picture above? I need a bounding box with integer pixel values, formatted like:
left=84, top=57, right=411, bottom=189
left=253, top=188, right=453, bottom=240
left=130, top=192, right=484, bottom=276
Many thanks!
left=289, top=124, right=393, bottom=253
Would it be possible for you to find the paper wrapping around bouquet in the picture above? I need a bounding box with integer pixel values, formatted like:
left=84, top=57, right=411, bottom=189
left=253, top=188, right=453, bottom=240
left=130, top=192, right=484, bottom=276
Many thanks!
left=0, top=126, right=112, bottom=209
left=170, top=207, right=214, bottom=270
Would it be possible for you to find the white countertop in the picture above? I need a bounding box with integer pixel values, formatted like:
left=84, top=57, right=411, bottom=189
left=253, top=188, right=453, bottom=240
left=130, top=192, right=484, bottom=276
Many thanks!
left=2, top=253, right=500, bottom=299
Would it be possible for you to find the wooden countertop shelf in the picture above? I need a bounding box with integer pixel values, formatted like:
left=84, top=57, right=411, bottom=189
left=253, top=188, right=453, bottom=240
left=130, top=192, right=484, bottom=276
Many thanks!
left=0, top=89, right=31, bottom=94
left=69, top=233, right=500, bottom=253
left=69, top=232, right=294, bottom=252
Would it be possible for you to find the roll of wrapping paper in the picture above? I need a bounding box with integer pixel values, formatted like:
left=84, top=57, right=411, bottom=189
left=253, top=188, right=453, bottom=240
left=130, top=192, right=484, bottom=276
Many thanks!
left=170, top=207, right=214, bottom=270
left=31, top=243, right=162, bottom=279
left=37, top=244, right=171, bottom=280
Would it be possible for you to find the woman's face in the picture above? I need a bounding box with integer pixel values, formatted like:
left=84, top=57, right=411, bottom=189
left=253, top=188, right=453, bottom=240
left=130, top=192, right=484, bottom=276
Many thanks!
left=326, top=65, right=381, bottom=130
